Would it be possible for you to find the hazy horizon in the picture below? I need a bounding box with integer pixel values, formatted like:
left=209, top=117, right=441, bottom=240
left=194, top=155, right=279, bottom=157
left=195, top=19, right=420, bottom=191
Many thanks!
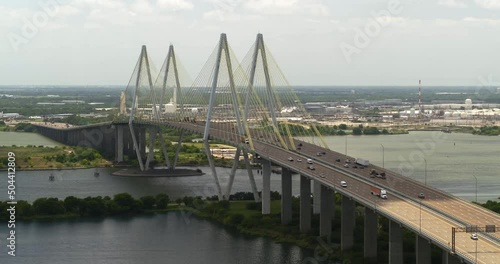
left=1, top=0, right=499, bottom=86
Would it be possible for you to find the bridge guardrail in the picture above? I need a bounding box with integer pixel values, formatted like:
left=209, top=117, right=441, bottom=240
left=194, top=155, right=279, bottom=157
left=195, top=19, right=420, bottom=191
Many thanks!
left=150, top=121, right=495, bottom=263
left=291, top=143, right=500, bottom=245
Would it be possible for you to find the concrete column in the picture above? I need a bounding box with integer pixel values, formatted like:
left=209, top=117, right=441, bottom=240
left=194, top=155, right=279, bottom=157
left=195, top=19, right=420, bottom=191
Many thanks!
left=262, top=160, right=271, bottom=215
left=364, top=207, right=378, bottom=259
left=341, top=195, right=355, bottom=251
left=300, top=175, right=311, bottom=232
left=313, top=180, right=321, bottom=214
left=416, top=235, right=431, bottom=264
left=442, top=251, right=462, bottom=264
left=145, top=128, right=156, bottom=169
left=319, top=185, right=332, bottom=238
left=139, top=127, right=146, bottom=158
left=389, top=220, right=403, bottom=264
left=116, top=126, right=124, bottom=162
left=281, top=168, right=292, bottom=225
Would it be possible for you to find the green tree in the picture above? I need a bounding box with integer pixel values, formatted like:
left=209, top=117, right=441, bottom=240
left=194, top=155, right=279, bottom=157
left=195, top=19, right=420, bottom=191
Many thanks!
left=64, top=196, right=81, bottom=213
left=352, top=127, right=362, bottom=135
left=17, top=200, right=35, bottom=218
left=140, top=196, right=156, bottom=210
left=363, top=127, right=381, bottom=135
left=84, top=197, right=106, bottom=217
left=155, top=193, right=170, bottom=209
left=114, top=193, right=135, bottom=208
left=33, top=198, right=66, bottom=215
left=339, top=124, right=347, bottom=130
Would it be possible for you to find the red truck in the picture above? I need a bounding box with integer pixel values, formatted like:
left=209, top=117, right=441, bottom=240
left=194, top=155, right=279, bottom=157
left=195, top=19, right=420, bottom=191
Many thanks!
left=370, top=186, right=388, bottom=199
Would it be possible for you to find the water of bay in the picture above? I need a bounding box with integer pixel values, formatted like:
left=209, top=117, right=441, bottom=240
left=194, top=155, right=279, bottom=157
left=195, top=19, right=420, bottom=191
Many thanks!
left=0, top=131, right=498, bottom=263
left=0, top=131, right=498, bottom=203
left=0, top=212, right=312, bottom=264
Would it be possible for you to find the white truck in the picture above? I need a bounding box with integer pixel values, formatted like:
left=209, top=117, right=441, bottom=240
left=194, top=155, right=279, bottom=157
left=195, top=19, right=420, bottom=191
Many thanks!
left=370, top=186, right=387, bottom=199
left=355, top=158, right=370, bottom=166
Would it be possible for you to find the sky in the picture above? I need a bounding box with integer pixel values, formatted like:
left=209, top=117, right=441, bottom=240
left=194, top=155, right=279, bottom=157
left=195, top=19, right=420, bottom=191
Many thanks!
left=0, top=0, right=499, bottom=86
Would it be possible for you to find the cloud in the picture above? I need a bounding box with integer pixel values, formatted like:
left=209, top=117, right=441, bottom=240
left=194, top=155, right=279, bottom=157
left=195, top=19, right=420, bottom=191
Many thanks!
left=438, top=0, right=467, bottom=8
left=475, top=0, right=500, bottom=9
left=242, top=0, right=329, bottom=16
left=157, top=0, right=194, bottom=11
left=73, top=0, right=126, bottom=10
left=463, top=16, right=500, bottom=25
left=131, top=0, right=155, bottom=14
left=56, top=5, right=81, bottom=17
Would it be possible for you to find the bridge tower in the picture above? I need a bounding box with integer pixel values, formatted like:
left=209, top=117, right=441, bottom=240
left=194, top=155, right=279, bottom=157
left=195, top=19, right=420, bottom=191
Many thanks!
left=147, top=44, right=187, bottom=171
left=199, top=33, right=258, bottom=201
left=126, top=45, right=156, bottom=171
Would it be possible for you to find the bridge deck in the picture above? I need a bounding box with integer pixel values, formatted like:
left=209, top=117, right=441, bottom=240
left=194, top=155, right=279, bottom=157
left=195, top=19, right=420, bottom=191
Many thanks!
left=163, top=120, right=500, bottom=264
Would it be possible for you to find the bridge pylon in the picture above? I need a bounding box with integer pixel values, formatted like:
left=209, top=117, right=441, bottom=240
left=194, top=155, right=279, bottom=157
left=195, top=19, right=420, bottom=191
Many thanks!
left=125, top=45, right=157, bottom=171
left=153, top=44, right=189, bottom=170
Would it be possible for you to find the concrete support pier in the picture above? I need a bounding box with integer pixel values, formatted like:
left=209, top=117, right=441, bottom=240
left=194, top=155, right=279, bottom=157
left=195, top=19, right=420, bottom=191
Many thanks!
left=139, top=127, right=146, bottom=158
left=262, top=160, right=271, bottom=215
left=319, top=185, right=333, bottom=238
left=299, top=175, right=311, bottom=232
left=416, top=235, right=431, bottom=264
left=313, top=180, right=321, bottom=214
left=442, top=252, right=462, bottom=264
left=364, top=208, right=378, bottom=260
left=341, top=195, right=355, bottom=251
left=115, top=125, right=124, bottom=162
left=281, top=168, right=292, bottom=225
left=389, top=220, right=403, bottom=264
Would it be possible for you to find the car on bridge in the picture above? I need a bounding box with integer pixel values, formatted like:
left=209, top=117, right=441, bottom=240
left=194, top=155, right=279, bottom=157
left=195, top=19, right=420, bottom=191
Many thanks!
left=297, top=158, right=302, bottom=162
left=307, top=165, right=315, bottom=170
left=344, top=163, right=349, bottom=168
left=340, top=181, right=347, bottom=187
left=471, top=233, right=478, bottom=240
left=418, top=193, right=425, bottom=199
left=288, top=157, right=293, bottom=161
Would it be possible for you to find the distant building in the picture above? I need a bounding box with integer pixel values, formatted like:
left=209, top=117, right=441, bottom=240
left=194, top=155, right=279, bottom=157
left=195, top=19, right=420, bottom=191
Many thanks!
left=61, top=100, right=85, bottom=104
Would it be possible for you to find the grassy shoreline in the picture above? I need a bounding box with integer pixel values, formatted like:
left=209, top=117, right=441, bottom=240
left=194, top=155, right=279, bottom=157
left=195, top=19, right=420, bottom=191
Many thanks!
left=4, top=194, right=499, bottom=263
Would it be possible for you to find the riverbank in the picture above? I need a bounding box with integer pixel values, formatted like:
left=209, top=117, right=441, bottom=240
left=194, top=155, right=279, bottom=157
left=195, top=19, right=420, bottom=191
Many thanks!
left=6, top=193, right=497, bottom=263
left=0, top=145, right=111, bottom=170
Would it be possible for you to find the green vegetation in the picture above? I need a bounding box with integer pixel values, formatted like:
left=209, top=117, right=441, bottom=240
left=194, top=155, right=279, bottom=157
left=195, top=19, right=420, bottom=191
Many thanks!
left=0, top=86, right=120, bottom=116
left=0, top=193, right=170, bottom=220
left=1, top=192, right=497, bottom=263
left=14, top=123, right=37, bottom=132
left=0, top=145, right=111, bottom=169
left=476, top=200, right=500, bottom=213
left=473, top=126, right=500, bottom=136
left=62, top=115, right=115, bottom=126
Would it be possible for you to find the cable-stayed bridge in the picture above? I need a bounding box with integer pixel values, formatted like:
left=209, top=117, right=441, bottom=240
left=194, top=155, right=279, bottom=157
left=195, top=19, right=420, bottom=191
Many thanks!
left=35, top=33, right=499, bottom=264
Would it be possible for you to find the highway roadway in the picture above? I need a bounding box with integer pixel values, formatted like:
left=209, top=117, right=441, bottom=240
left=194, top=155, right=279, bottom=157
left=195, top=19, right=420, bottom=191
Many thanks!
left=160, top=120, right=500, bottom=263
